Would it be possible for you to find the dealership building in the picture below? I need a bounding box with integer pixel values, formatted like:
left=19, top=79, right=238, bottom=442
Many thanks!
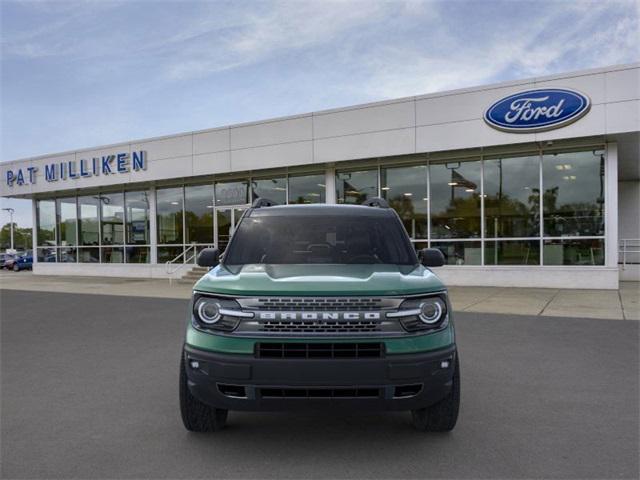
left=1, top=63, right=638, bottom=289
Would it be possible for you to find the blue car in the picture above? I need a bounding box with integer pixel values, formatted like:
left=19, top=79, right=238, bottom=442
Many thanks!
left=13, top=252, right=33, bottom=271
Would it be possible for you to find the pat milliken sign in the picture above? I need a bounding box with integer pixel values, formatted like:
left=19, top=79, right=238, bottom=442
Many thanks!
left=5, top=151, right=147, bottom=187
left=484, top=88, right=591, bottom=133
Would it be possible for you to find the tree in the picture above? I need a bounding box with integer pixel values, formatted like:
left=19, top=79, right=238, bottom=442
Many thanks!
left=0, top=223, right=32, bottom=251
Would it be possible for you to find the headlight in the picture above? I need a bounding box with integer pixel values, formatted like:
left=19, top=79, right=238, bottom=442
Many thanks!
left=192, top=294, right=253, bottom=332
left=386, top=294, right=448, bottom=331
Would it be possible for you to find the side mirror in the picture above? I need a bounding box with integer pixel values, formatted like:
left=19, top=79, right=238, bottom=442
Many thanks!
left=197, top=248, right=220, bottom=268
left=419, top=248, right=445, bottom=267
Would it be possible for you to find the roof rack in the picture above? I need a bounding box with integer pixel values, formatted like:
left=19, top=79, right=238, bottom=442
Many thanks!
left=361, top=197, right=389, bottom=208
left=252, top=198, right=279, bottom=208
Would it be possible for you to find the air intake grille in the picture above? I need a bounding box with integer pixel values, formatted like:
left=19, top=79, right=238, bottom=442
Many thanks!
left=256, top=342, right=384, bottom=359
left=260, top=320, right=380, bottom=334
left=260, top=387, right=381, bottom=398
left=246, top=297, right=386, bottom=311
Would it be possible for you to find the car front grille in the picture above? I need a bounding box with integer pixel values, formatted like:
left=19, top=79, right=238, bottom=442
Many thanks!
left=259, top=319, right=381, bottom=334
left=237, top=297, right=402, bottom=311
left=260, top=387, right=381, bottom=398
left=256, top=342, right=384, bottom=359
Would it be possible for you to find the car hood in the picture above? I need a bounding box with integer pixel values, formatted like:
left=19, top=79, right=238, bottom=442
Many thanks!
left=193, top=264, right=445, bottom=296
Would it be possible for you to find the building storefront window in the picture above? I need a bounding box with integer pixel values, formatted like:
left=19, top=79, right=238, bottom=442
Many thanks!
left=431, top=240, right=482, bottom=265
left=336, top=169, right=378, bottom=204
left=36, top=199, right=56, bottom=262
left=542, top=150, right=605, bottom=237
left=56, top=197, right=77, bottom=263
left=430, top=159, right=481, bottom=239
left=543, top=238, right=605, bottom=265
left=485, top=240, right=540, bottom=265
left=125, top=190, right=151, bottom=264
left=157, top=187, right=184, bottom=263
left=215, top=180, right=248, bottom=206
left=381, top=165, right=428, bottom=240
left=77, top=195, right=100, bottom=263
left=484, top=155, right=540, bottom=238
left=185, top=184, right=214, bottom=245
left=100, top=192, right=124, bottom=263
left=288, top=173, right=325, bottom=204
left=252, top=177, right=287, bottom=204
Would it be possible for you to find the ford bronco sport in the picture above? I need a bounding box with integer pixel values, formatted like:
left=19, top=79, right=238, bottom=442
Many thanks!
left=180, top=198, right=460, bottom=432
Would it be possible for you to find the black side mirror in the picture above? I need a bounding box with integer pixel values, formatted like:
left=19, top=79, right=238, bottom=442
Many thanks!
left=197, top=248, right=220, bottom=268
left=419, top=248, right=445, bottom=267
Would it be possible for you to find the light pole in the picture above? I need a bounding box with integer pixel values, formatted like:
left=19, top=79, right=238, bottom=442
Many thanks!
left=2, top=207, right=15, bottom=251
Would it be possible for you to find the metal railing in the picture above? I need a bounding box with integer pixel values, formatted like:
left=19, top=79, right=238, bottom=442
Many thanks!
left=166, top=243, right=202, bottom=284
left=619, top=239, right=640, bottom=269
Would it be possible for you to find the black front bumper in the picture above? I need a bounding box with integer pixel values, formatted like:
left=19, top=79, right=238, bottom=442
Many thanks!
left=183, top=343, right=457, bottom=411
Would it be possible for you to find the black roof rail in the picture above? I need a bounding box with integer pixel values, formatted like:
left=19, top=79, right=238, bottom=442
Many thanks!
left=252, top=198, right=279, bottom=208
left=361, top=197, right=389, bottom=208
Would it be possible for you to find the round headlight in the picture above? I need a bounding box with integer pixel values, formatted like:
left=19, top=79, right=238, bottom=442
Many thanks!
left=418, top=299, right=444, bottom=324
left=196, top=299, right=221, bottom=324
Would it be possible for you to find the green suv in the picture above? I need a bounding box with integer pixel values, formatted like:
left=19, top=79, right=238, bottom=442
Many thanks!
left=180, top=198, right=460, bottom=432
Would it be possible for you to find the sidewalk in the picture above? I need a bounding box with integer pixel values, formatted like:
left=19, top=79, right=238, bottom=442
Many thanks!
left=1, top=270, right=638, bottom=320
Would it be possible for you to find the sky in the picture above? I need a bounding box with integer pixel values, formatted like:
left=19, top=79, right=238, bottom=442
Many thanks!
left=1, top=0, right=639, bottom=228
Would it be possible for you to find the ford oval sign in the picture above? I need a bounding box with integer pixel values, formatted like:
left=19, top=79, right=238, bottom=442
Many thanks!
left=484, top=88, right=591, bottom=133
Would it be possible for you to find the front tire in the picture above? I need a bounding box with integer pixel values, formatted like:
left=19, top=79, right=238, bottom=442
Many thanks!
left=179, top=354, right=228, bottom=432
left=411, top=356, right=460, bottom=432
left=13, top=264, right=19, bottom=272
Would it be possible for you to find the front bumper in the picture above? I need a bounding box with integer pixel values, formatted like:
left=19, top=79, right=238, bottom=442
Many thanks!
left=183, top=343, right=457, bottom=411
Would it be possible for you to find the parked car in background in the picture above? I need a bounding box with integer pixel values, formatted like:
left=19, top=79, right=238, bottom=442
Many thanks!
left=2, top=253, right=17, bottom=270
left=12, top=252, right=33, bottom=271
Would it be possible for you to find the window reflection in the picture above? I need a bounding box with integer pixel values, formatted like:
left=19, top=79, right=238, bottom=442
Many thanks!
left=543, top=238, right=604, bottom=265
left=36, top=200, right=56, bottom=246
left=484, top=155, right=540, bottom=238
left=125, top=191, right=150, bottom=245
left=336, top=169, right=378, bottom=204
left=431, top=241, right=482, bottom=265
left=185, top=184, right=214, bottom=244
left=215, top=180, right=248, bottom=206
left=288, top=173, right=325, bottom=204
left=485, top=240, right=540, bottom=265
left=252, top=177, right=287, bottom=204
left=430, top=160, right=481, bottom=238
left=542, top=150, right=605, bottom=237
left=100, top=193, right=124, bottom=245
left=56, top=198, right=77, bottom=246
left=156, top=187, right=183, bottom=244
left=78, top=196, right=100, bottom=246
left=381, top=165, right=428, bottom=239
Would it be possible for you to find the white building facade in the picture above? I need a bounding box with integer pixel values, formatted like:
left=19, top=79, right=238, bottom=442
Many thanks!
left=2, top=63, right=639, bottom=289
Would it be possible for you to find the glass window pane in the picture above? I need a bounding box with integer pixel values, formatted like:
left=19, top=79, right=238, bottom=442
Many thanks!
left=430, top=160, right=481, bottom=238
left=185, top=184, right=214, bottom=244
left=37, top=246, right=57, bottom=262
left=36, top=200, right=56, bottom=246
left=215, top=180, right=248, bottom=206
left=157, top=246, right=184, bottom=263
left=485, top=240, right=540, bottom=265
left=381, top=165, right=428, bottom=239
left=544, top=238, right=604, bottom=265
left=101, top=246, right=124, bottom=263
left=288, top=174, right=326, bottom=204
left=484, top=155, right=540, bottom=238
left=156, top=187, right=183, bottom=244
left=125, top=246, right=150, bottom=263
left=125, top=191, right=150, bottom=245
left=543, top=150, right=605, bottom=237
left=431, top=241, right=482, bottom=265
left=77, top=247, right=99, bottom=263
left=56, top=198, right=77, bottom=246
left=251, top=177, right=287, bottom=204
left=100, top=193, right=124, bottom=245
left=58, top=246, right=76, bottom=263
left=78, top=196, right=100, bottom=246
left=336, top=169, right=378, bottom=204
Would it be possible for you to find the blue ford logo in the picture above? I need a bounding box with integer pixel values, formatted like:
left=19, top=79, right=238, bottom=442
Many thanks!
left=484, top=88, right=591, bottom=133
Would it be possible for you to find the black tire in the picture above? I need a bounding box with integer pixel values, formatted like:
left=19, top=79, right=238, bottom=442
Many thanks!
left=179, top=354, right=228, bottom=432
left=411, top=356, right=460, bottom=432
left=13, top=264, right=19, bottom=272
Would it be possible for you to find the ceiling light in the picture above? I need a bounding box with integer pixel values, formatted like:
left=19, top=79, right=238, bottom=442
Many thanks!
left=381, top=187, right=390, bottom=191
left=422, top=197, right=429, bottom=201
left=465, top=188, right=474, bottom=192
left=170, top=201, right=179, bottom=205
left=447, top=182, right=458, bottom=186
left=564, top=164, right=572, bottom=169
left=403, top=192, right=413, bottom=196
left=555, top=165, right=565, bottom=170
left=317, top=184, right=325, bottom=188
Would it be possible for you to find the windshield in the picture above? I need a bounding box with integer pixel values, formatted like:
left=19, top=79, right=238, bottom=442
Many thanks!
left=223, top=214, right=417, bottom=265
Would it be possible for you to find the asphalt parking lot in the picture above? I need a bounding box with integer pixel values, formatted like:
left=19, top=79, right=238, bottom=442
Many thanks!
left=1, top=290, right=638, bottom=479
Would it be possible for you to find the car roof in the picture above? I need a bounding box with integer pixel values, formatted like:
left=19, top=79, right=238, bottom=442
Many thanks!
left=247, top=203, right=395, bottom=217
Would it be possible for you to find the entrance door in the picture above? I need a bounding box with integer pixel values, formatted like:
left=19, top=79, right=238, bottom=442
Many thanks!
left=215, top=207, right=247, bottom=252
